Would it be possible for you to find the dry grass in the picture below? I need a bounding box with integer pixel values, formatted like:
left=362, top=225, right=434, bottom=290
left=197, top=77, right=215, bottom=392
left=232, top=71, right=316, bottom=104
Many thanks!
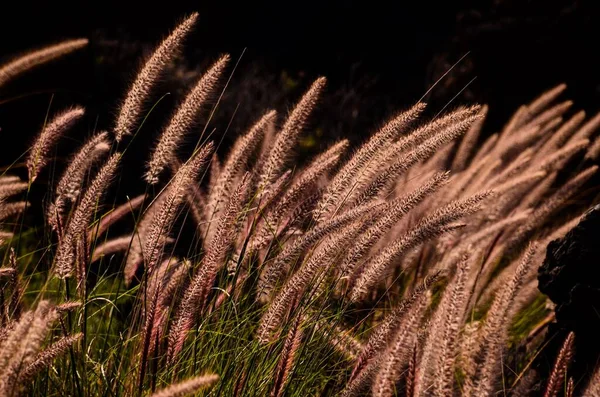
left=1, top=13, right=600, bottom=397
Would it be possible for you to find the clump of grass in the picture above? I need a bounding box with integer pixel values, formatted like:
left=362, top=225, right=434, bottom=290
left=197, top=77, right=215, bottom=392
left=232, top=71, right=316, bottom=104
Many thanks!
left=2, top=13, right=600, bottom=397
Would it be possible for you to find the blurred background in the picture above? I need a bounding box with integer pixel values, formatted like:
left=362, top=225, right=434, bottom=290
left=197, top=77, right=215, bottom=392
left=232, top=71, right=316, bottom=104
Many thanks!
left=0, top=0, right=599, bottom=169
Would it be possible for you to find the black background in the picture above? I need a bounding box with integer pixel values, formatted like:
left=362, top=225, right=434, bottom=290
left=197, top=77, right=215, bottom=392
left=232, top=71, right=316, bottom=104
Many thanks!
left=0, top=0, right=599, bottom=177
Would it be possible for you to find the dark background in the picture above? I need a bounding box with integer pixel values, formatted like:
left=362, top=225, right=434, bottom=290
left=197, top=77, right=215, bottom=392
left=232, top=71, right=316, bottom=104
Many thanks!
left=1, top=0, right=599, bottom=177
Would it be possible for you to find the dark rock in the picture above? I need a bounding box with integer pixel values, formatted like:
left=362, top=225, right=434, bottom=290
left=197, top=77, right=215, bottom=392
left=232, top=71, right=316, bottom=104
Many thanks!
left=537, top=204, right=600, bottom=389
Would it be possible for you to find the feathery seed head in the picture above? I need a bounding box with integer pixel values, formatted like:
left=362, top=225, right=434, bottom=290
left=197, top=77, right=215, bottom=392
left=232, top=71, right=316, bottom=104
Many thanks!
left=259, top=77, right=326, bottom=186
left=146, top=55, right=230, bottom=184
left=27, top=107, right=85, bottom=183
left=0, top=38, right=88, bottom=88
left=114, top=13, right=199, bottom=141
left=150, top=374, right=219, bottom=397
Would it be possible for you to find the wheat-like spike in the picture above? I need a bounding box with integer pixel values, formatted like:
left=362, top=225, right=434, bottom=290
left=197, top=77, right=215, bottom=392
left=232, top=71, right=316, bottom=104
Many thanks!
left=454, top=212, right=529, bottom=264
left=256, top=169, right=293, bottom=212
left=458, top=157, right=502, bottom=199
left=350, top=192, right=490, bottom=301
left=339, top=172, right=449, bottom=278
left=0, top=202, right=27, bottom=222
left=523, top=100, right=572, bottom=131
left=311, top=317, right=363, bottom=360
left=0, top=182, right=27, bottom=199
left=524, top=83, right=567, bottom=122
left=49, top=132, right=110, bottom=230
left=146, top=257, right=182, bottom=313
left=350, top=272, right=443, bottom=382
left=274, top=140, right=346, bottom=217
left=543, top=332, right=575, bottom=397
left=208, top=110, right=276, bottom=215
left=372, top=292, right=429, bottom=397
left=114, top=13, right=199, bottom=141
left=54, top=153, right=121, bottom=279
left=27, top=107, right=85, bottom=183
left=482, top=148, right=533, bottom=191
left=241, top=170, right=293, bottom=248
left=119, top=195, right=163, bottom=285
left=413, top=259, right=488, bottom=396
left=0, top=38, right=88, bottom=88
left=493, top=124, right=543, bottom=161
left=534, top=117, right=566, bottom=149
left=257, top=222, right=360, bottom=343
left=413, top=273, right=468, bottom=397
left=570, top=111, right=600, bottom=142
left=404, top=341, right=419, bottom=397
left=6, top=249, right=21, bottom=321
left=146, top=55, right=229, bottom=183
left=434, top=254, right=471, bottom=396
left=148, top=259, right=191, bottom=357
left=274, top=139, right=347, bottom=217
left=530, top=114, right=564, bottom=143
left=185, top=180, right=207, bottom=233
left=0, top=301, right=58, bottom=394
left=271, top=313, right=303, bottom=397
left=150, top=374, right=219, bottom=397
left=167, top=175, right=250, bottom=363
left=537, top=139, right=589, bottom=172
left=366, top=106, right=479, bottom=200
left=493, top=171, right=547, bottom=196
left=139, top=257, right=185, bottom=373
left=457, top=320, right=483, bottom=391
left=0, top=312, right=34, bottom=373
left=355, top=114, right=481, bottom=205
left=471, top=132, right=499, bottom=165
left=21, top=333, right=82, bottom=382
left=259, top=77, right=326, bottom=186
left=585, top=365, right=600, bottom=397
left=396, top=106, right=481, bottom=155
left=206, top=166, right=280, bottom=251
left=537, top=111, right=586, bottom=156
left=315, top=103, right=427, bottom=220
left=0, top=233, right=13, bottom=246
left=421, top=141, right=456, bottom=175
left=56, top=132, right=111, bottom=202
left=264, top=191, right=321, bottom=250
left=586, top=134, right=600, bottom=161
left=515, top=171, right=557, bottom=212
left=92, top=194, right=146, bottom=238
left=467, top=244, right=537, bottom=396
left=143, top=143, right=213, bottom=275
left=341, top=356, right=382, bottom=397
left=566, top=377, right=574, bottom=397
left=501, top=106, right=528, bottom=138
left=201, top=170, right=268, bottom=250
left=91, top=235, right=134, bottom=262
left=0, top=176, right=22, bottom=185
left=253, top=142, right=346, bottom=250
left=55, top=301, right=81, bottom=313
left=207, top=153, right=221, bottom=197
left=344, top=295, right=430, bottom=397
left=255, top=109, right=277, bottom=163
left=451, top=105, right=488, bottom=171
left=478, top=244, right=542, bottom=303
left=511, top=369, right=542, bottom=397
left=0, top=254, right=15, bottom=326
left=374, top=107, right=478, bottom=194
left=508, top=166, right=598, bottom=248
left=259, top=201, right=383, bottom=299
